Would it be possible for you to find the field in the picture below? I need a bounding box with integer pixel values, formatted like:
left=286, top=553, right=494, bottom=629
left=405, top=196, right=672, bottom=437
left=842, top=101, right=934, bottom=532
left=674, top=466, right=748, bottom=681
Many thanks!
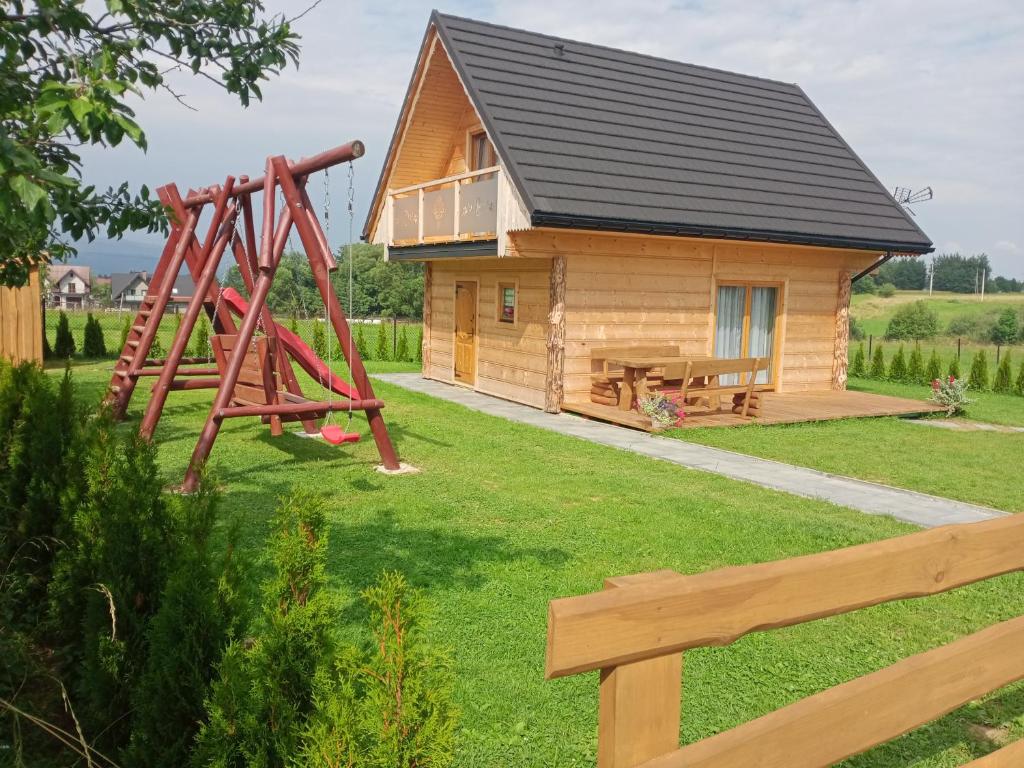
left=57, top=359, right=1024, bottom=767
left=852, top=290, right=1024, bottom=339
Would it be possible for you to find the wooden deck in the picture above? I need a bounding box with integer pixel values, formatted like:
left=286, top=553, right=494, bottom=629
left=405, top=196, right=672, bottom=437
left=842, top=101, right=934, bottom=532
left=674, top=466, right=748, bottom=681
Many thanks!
left=562, top=390, right=945, bottom=432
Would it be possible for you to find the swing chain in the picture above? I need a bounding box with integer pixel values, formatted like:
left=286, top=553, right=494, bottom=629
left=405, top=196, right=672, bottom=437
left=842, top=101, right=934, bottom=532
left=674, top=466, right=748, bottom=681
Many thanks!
left=346, top=161, right=355, bottom=422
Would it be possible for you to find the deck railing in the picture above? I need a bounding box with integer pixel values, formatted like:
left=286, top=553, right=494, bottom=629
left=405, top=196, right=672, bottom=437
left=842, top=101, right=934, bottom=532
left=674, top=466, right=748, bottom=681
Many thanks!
left=386, top=165, right=500, bottom=247
left=545, top=513, right=1024, bottom=768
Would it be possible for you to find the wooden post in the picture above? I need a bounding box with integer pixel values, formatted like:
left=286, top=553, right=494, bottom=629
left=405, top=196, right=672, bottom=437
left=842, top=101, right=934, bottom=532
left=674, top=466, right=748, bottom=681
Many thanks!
left=545, top=255, right=567, bottom=413
left=832, top=269, right=852, bottom=390
left=597, top=571, right=683, bottom=768
left=417, top=187, right=424, bottom=244
left=422, top=262, right=432, bottom=373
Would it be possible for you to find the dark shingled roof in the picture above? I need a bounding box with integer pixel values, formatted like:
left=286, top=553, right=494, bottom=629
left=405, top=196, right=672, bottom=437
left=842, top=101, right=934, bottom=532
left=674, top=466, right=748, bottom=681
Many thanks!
left=426, top=11, right=932, bottom=254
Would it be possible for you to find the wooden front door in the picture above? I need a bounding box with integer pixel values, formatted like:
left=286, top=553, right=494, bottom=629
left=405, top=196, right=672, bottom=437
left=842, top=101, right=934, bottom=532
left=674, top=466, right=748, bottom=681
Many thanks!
left=454, top=281, right=477, bottom=384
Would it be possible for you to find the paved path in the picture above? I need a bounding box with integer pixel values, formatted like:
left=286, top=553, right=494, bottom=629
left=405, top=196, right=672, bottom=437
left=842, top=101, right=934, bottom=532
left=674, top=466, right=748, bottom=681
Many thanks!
left=375, top=373, right=1007, bottom=528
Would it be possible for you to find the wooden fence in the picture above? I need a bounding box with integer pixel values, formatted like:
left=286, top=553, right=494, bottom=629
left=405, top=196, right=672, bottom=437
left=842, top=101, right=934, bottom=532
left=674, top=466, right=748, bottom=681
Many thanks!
left=0, top=266, right=43, bottom=364
left=546, top=514, right=1024, bottom=768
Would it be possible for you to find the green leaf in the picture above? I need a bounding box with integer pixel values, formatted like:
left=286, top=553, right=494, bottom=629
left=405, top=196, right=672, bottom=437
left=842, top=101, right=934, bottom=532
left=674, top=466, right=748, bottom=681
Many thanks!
left=69, top=98, right=93, bottom=124
left=10, top=176, right=47, bottom=212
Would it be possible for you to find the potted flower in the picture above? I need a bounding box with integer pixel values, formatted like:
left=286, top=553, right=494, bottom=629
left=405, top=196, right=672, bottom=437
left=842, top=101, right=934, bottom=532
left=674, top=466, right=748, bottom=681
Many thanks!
left=929, top=375, right=973, bottom=417
left=637, top=392, right=685, bottom=429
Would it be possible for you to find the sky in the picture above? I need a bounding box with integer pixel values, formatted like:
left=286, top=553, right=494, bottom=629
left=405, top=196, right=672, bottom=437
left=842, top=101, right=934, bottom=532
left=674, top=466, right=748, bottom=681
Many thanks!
left=77, top=0, right=1024, bottom=278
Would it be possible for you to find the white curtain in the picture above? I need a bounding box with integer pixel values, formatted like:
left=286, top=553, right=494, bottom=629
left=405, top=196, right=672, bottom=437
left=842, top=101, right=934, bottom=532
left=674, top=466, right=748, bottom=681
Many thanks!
left=748, top=287, right=777, bottom=384
left=714, top=286, right=745, bottom=385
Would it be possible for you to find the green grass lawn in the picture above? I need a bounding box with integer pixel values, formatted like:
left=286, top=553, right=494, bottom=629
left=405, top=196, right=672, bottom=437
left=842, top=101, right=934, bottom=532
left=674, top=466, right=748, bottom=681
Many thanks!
left=58, top=360, right=1024, bottom=766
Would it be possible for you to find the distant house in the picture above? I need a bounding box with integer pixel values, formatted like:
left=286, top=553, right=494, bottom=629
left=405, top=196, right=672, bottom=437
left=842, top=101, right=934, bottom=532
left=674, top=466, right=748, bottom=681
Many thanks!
left=111, top=271, right=195, bottom=310
left=46, top=265, right=92, bottom=309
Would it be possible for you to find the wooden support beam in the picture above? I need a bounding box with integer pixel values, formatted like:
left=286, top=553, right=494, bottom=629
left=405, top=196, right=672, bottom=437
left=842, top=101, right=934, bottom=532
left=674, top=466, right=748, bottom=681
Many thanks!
left=545, top=254, right=567, bottom=413
left=218, top=398, right=384, bottom=419
left=832, top=269, right=852, bottom=390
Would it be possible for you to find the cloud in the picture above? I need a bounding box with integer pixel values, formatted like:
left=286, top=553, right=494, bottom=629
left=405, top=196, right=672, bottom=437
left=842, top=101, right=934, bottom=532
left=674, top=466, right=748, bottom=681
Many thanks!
left=74, top=0, right=1024, bottom=278
left=995, top=240, right=1019, bottom=253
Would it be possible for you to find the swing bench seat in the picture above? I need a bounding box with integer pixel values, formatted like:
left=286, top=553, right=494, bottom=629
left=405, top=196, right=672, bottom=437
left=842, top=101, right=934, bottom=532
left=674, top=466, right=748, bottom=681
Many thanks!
left=208, top=334, right=383, bottom=427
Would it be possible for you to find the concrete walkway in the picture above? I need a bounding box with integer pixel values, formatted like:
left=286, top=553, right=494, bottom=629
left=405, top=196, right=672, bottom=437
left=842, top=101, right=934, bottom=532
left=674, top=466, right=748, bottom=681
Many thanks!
left=374, top=373, right=1007, bottom=528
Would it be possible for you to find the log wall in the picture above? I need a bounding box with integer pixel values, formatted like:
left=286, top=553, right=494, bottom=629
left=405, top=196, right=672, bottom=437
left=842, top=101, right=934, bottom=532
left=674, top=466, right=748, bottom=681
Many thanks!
left=0, top=267, right=43, bottom=364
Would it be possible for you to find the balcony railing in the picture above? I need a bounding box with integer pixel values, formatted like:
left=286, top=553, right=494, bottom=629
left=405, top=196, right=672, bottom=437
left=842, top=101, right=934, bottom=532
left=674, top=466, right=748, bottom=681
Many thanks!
left=387, top=165, right=499, bottom=247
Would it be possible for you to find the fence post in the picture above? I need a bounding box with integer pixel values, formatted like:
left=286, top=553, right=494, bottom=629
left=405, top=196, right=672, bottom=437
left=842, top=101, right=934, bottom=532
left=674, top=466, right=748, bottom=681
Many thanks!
left=996, top=344, right=1001, bottom=364
left=597, top=571, right=683, bottom=768
left=957, top=337, right=961, bottom=360
left=867, top=334, right=873, bottom=359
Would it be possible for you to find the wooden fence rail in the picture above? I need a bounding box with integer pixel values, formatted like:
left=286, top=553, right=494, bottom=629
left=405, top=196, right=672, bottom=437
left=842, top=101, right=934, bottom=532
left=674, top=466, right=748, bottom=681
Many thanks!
left=546, top=514, right=1024, bottom=768
left=0, top=266, right=43, bottom=364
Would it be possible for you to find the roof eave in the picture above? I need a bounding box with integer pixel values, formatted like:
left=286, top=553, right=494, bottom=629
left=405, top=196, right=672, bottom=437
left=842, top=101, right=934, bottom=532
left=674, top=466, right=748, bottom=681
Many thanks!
left=529, top=211, right=935, bottom=255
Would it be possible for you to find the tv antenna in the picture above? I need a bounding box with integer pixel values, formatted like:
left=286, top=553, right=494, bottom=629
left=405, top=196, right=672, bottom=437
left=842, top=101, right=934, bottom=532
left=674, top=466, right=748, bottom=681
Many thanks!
left=892, top=185, right=933, bottom=216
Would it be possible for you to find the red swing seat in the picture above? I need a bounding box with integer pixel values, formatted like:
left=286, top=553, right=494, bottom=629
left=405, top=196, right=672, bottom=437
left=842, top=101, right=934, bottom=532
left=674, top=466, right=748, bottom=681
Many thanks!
left=320, top=424, right=360, bottom=445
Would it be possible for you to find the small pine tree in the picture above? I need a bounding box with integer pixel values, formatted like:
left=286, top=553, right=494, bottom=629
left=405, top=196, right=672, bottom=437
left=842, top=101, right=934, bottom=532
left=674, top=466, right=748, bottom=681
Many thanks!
left=993, top=352, right=1012, bottom=393
left=924, top=349, right=942, bottom=383
left=948, top=356, right=961, bottom=380
left=1015, top=359, right=1024, bottom=396
left=887, top=345, right=908, bottom=382
left=43, top=330, right=53, bottom=359
left=355, top=323, right=370, bottom=361
left=119, top=313, right=132, bottom=351
left=968, top=349, right=989, bottom=390
left=149, top=333, right=165, bottom=359
left=312, top=320, right=327, bottom=361
left=395, top=325, right=410, bottom=362
left=416, top=325, right=424, bottom=363
left=82, top=313, right=107, bottom=357
left=906, top=343, right=924, bottom=384
left=849, top=343, right=866, bottom=378
left=289, top=312, right=300, bottom=334
left=375, top=320, right=390, bottom=362
left=191, top=314, right=212, bottom=358
left=869, top=345, right=886, bottom=379
left=54, top=311, right=75, bottom=358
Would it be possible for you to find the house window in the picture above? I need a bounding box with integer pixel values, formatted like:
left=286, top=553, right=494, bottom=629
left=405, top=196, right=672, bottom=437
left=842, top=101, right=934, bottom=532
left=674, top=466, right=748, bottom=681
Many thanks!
left=714, top=283, right=781, bottom=385
left=469, top=130, right=496, bottom=172
left=497, top=282, right=516, bottom=324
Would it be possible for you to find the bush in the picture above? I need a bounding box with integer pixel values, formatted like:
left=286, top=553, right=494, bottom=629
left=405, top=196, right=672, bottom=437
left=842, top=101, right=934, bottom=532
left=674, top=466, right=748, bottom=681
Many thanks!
left=925, top=349, right=942, bottom=383
left=289, top=312, right=300, bottom=334
left=1016, top=359, right=1024, bottom=396
left=54, top=311, right=75, bottom=358
left=852, top=277, right=876, bottom=295
left=43, top=329, right=53, bottom=359
left=948, top=356, right=961, bottom=380
left=907, top=344, right=924, bottom=384
left=355, top=323, right=370, bottom=361
left=191, top=313, right=212, bottom=359
left=119, top=312, right=133, bottom=351
left=990, top=308, right=1020, bottom=345
left=396, top=325, right=410, bottom=362
left=869, top=345, right=886, bottom=379
left=967, top=350, right=989, bottom=390
left=312, top=320, right=327, bottom=361
left=993, top=352, right=1013, bottom=393
left=150, top=332, right=165, bottom=359
left=887, top=345, right=908, bottom=381
left=848, top=316, right=865, bottom=341
left=945, top=314, right=978, bottom=337
left=884, top=301, right=938, bottom=341
left=850, top=343, right=866, bottom=378
left=83, top=313, right=107, bottom=357
left=930, top=376, right=973, bottom=417
left=877, top=282, right=897, bottom=298
left=416, top=325, right=424, bottom=363
left=376, top=320, right=391, bottom=361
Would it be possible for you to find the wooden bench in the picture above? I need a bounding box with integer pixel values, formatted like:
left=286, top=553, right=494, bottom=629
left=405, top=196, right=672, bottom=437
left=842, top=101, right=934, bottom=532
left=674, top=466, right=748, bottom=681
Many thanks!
left=590, top=345, right=679, bottom=406
left=546, top=513, right=1024, bottom=768
left=660, top=357, right=765, bottom=417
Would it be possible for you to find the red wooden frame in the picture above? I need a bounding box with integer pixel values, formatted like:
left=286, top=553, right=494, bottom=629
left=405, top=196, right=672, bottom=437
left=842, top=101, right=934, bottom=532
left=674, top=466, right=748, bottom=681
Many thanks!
left=105, top=141, right=400, bottom=491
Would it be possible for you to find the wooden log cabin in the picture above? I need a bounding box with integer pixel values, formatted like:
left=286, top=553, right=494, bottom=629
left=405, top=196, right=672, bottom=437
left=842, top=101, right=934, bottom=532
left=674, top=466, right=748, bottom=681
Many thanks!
left=363, top=12, right=933, bottom=416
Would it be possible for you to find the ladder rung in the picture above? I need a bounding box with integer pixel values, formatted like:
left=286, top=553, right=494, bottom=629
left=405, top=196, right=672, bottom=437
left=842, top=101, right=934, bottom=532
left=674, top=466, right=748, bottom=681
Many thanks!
left=127, top=340, right=140, bottom=348
left=120, top=354, right=133, bottom=362
left=109, top=385, right=122, bottom=394
left=132, top=324, right=145, bottom=333
left=139, top=310, right=152, bottom=318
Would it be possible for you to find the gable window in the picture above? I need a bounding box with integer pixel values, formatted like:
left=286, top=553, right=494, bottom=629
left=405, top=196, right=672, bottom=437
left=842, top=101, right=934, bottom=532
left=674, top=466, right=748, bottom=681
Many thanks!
left=469, top=130, right=496, bottom=172
left=497, top=282, right=516, bottom=324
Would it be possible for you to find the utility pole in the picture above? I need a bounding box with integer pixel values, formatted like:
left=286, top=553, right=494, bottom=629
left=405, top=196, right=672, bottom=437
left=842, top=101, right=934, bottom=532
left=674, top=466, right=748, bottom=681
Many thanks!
left=928, top=256, right=934, bottom=295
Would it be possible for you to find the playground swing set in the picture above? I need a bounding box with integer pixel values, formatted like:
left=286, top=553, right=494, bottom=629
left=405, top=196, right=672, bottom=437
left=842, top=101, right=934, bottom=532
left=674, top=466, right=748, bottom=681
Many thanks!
left=105, top=140, right=405, bottom=492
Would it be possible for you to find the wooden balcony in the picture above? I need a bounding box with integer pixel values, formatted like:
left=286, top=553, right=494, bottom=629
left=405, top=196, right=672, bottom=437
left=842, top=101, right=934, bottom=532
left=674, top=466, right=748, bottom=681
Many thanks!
left=385, top=166, right=500, bottom=248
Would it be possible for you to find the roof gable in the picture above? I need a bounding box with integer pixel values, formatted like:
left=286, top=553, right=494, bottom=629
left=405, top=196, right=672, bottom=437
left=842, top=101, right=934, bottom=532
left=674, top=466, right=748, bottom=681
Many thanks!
left=425, top=12, right=932, bottom=254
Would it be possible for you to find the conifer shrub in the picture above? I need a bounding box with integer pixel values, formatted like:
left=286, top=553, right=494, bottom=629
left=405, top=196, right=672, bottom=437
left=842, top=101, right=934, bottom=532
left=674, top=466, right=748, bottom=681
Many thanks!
left=375, top=320, right=390, bottom=361
left=83, top=313, right=107, bottom=357
left=849, top=343, right=866, bottom=378
left=993, top=352, right=1013, bottom=393
left=43, top=329, right=53, bottom=359
left=869, top=345, right=886, bottom=379
left=355, top=323, right=370, bottom=361
left=948, top=357, right=961, bottom=380
left=396, top=325, right=410, bottom=362
left=967, top=349, right=989, bottom=391
left=416, top=325, right=424, bottom=363
left=290, top=311, right=300, bottom=334
left=191, top=313, right=212, bottom=359
left=887, top=345, right=908, bottom=381
left=312, top=320, right=328, bottom=362
left=54, top=311, right=75, bottom=358
left=1015, top=358, right=1024, bottom=396
left=906, top=344, right=924, bottom=384
left=925, top=349, right=942, bottom=384
left=119, top=312, right=133, bottom=351
left=149, top=331, right=165, bottom=359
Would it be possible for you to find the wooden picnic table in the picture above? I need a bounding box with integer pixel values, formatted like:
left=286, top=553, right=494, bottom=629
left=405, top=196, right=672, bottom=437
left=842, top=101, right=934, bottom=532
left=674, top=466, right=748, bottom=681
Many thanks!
left=605, top=355, right=712, bottom=411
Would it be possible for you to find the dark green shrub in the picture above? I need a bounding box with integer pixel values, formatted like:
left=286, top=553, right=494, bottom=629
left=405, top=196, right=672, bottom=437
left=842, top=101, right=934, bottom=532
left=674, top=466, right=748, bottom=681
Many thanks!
left=191, top=313, right=212, bottom=359
left=149, top=332, right=165, bottom=359
left=83, top=313, right=107, bottom=357
left=852, top=277, right=876, bottom=295
left=849, top=343, right=866, bottom=378
left=396, top=324, right=410, bottom=362
left=119, top=312, right=133, bottom=351
left=948, top=356, right=961, bottom=380
left=993, top=352, right=1013, bottom=393
left=43, top=329, right=53, bottom=359
left=1016, top=359, right=1024, bottom=396
left=312, top=320, right=327, bottom=361
left=869, top=345, right=886, bottom=379
left=887, top=345, right=908, bottom=381
left=416, top=325, right=424, bottom=363
left=289, top=312, right=300, bottom=334
left=849, top=316, right=865, bottom=341
left=967, top=350, right=989, bottom=390
left=876, top=282, right=896, bottom=298
left=907, top=344, right=924, bottom=384
left=375, top=320, right=390, bottom=361
left=946, top=314, right=978, bottom=337
left=54, top=311, right=75, bottom=358
left=925, top=349, right=942, bottom=383
left=884, top=301, right=938, bottom=341
left=990, top=308, right=1019, bottom=345
left=355, top=323, right=370, bottom=361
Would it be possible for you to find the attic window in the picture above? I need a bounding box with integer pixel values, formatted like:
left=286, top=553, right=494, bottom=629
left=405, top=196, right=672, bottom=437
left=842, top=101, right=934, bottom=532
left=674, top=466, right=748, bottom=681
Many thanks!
left=469, top=130, right=496, bottom=172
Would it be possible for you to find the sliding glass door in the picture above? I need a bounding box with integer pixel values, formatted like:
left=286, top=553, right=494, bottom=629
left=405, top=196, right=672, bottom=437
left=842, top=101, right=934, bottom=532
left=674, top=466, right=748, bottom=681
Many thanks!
left=713, top=283, right=780, bottom=385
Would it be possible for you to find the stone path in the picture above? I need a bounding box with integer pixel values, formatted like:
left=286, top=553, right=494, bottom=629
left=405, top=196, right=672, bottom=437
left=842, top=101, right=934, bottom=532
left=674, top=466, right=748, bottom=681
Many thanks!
left=907, top=419, right=1024, bottom=433
left=374, top=373, right=1007, bottom=528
